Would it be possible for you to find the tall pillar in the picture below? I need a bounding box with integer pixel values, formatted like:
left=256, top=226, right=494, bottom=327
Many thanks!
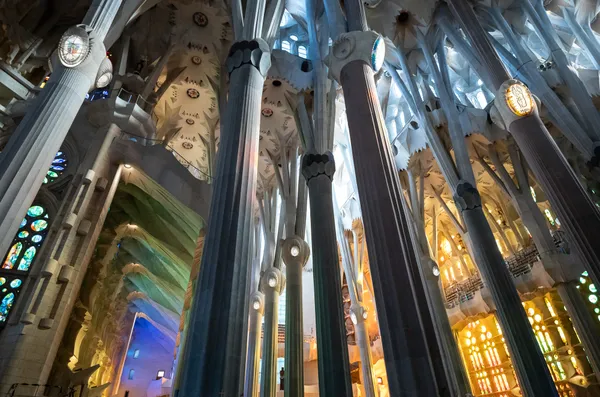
left=260, top=268, right=285, bottom=397
left=454, top=183, right=558, bottom=396
left=0, top=0, right=122, bottom=257
left=302, top=152, right=353, bottom=397
left=176, top=39, right=271, bottom=396
left=282, top=237, right=309, bottom=397
left=326, top=2, right=439, bottom=394
left=556, top=281, right=600, bottom=382
left=446, top=0, right=600, bottom=291
left=244, top=292, right=265, bottom=397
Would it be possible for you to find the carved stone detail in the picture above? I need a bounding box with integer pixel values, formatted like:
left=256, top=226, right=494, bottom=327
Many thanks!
left=301, top=151, right=336, bottom=181
left=453, top=181, right=482, bottom=211
left=225, top=39, right=271, bottom=77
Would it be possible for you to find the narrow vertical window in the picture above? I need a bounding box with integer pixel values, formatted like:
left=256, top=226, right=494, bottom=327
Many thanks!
left=281, top=40, right=291, bottom=53
left=298, top=45, right=307, bottom=59
left=128, top=369, right=135, bottom=380
left=133, top=349, right=140, bottom=359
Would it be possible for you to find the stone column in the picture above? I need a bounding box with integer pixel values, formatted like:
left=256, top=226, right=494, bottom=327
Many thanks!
left=0, top=0, right=122, bottom=257
left=447, top=0, right=600, bottom=290
left=282, top=237, right=309, bottom=397
left=455, top=183, right=558, bottom=397
left=244, top=292, right=265, bottom=397
left=176, top=39, right=271, bottom=396
left=260, top=267, right=285, bottom=397
left=302, top=152, right=353, bottom=397
left=556, top=281, right=600, bottom=381
left=326, top=4, right=439, bottom=393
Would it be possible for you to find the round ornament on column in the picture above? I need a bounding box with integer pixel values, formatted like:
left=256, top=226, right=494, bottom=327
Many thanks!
left=58, top=25, right=91, bottom=68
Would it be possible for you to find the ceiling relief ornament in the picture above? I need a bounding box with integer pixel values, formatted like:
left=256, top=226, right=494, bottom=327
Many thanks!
left=191, top=55, right=202, bottom=65
left=187, top=88, right=200, bottom=98
left=193, top=12, right=209, bottom=27
left=261, top=108, right=274, bottom=117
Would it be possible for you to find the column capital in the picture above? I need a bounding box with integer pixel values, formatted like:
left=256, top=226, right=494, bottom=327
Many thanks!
left=349, top=303, right=369, bottom=325
left=302, top=151, right=336, bottom=181
left=281, top=236, right=310, bottom=268
left=52, top=25, right=111, bottom=92
left=250, top=292, right=265, bottom=315
left=225, top=39, right=271, bottom=77
left=491, top=79, right=539, bottom=130
left=261, top=267, right=286, bottom=293
left=453, top=181, right=482, bottom=211
left=324, top=31, right=385, bottom=82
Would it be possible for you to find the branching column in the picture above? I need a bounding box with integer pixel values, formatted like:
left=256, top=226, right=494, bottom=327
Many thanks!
left=447, top=0, right=600, bottom=292
left=245, top=292, right=265, bottom=397
left=0, top=0, right=122, bottom=257
left=282, top=237, right=309, bottom=397
left=302, top=152, right=353, bottom=397
left=326, top=2, right=439, bottom=394
left=176, top=39, right=271, bottom=396
left=260, top=268, right=285, bottom=397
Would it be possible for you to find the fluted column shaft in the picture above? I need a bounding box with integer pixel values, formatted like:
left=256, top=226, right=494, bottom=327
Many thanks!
left=557, top=282, right=600, bottom=382
left=283, top=236, right=308, bottom=397
left=446, top=0, right=600, bottom=290
left=260, top=268, right=284, bottom=397
left=302, top=152, right=353, bottom=397
left=339, top=58, right=437, bottom=396
left=244, top=293, right=265, bottom=397
left=0, top=0, right=120, bottom=257
left=455, top=184, right=558, bottom=397
left=177, top=39, right=271, bottom=396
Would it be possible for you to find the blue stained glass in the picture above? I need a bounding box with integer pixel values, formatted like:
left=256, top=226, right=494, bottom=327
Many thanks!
left=31, top=235, right=43, bottom=243
left=27, top=206, right=44, bottom=217
left=18, top=231, right=29, bottom=238
left=31, top=220, right=48, bottom=231
left=20, top=218, right=27, bottom=228
left=0, top=278, right=5, bottom=286
left=44, top=151, right=67, bottom=184
left=10, top=279, right=22, bottom=288
left=17, top=246, right=36, bottom=271
left=51, top=166, right=65, bottom=171
left=52, top=158, right=66, bottom=164
left=0, top=293, right=15, bottom=322
left=56, top=151, right=63, bottom=156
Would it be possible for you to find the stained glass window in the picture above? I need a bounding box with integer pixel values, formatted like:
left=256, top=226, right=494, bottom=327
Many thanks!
left=298, top=45, right=307, bottom=59
left=44, top=151, right=68, bottom=184
left=0, top=204, right=50, bottom=324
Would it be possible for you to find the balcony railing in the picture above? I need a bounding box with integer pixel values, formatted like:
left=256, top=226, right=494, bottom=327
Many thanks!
left=444, top=232, right=568, bottom=308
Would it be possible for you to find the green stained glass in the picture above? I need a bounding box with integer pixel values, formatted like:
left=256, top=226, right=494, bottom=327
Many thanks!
left=43, top=177, right=48, bottom=184
left=47, top=171, right=58, bottom=178
left=0, top=292, right=15, bottom=322
left=31, top=235, right=43, bottom=243
left=0, top=278, right=5, bottom=286
left=2, top=242, right=22, bottom=269
left=18, top=231, right=29, bottom=238
left=17, top=247, right=36, bottom=271
left=27, top=206, right=44, bottom=217
left=10, top=279, right=22, bottom=289
left=31, top=220, right=48, bottom=232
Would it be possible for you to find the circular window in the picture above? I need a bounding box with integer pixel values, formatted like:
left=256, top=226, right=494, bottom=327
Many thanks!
left=193, top=12, right=209, bottom=27
left=187, top=88, right=200, bottom=99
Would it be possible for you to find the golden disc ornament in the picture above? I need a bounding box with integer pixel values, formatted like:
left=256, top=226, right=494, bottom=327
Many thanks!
left=505, top=82, right=534, bottom=116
